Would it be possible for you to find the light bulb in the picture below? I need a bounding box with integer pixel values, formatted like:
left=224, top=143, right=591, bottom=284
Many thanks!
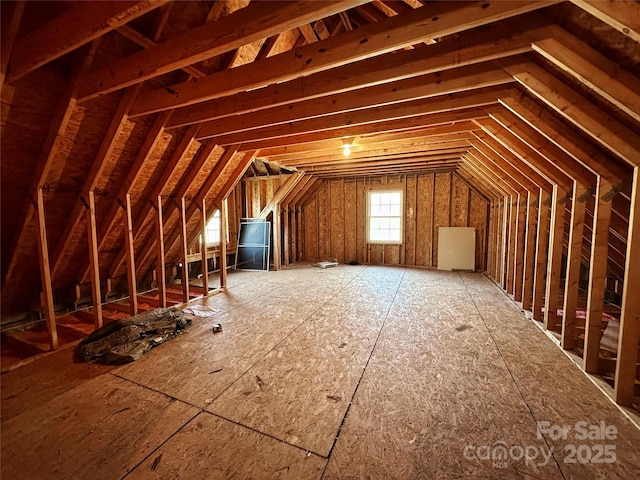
left=343, top=143, right=351, bottom=156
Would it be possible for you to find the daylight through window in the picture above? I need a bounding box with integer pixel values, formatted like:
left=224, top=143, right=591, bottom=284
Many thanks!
left=205, top=210, right=221, bottom=245
left=367, top=190, right=403, bottom=244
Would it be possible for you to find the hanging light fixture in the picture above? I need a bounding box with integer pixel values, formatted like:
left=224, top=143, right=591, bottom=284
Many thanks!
left=342, top=138, right=353, bottom=156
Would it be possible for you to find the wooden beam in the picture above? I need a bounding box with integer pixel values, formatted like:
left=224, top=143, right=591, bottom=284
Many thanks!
left=532, top=195, right=551, bottom=322
left=498, top=93, right=628, bottom=182
left=197, top=64, right=512, bottom=139
left=220, top=198, right=228, bottom=289
left=561, top=183, right=588, bottom=350
left=108, top=124, right=201, bottom=278
left=132, top=1, right=555, bottom=115
left=3, top=42, right=98, bottom=288
left=614, top=167, right=640, bottom=406
left=513, top=193, right=527, bottom=302
left=531, top=25, right=640, bottom=123
left=583, top=178, right=613, bottom=373
left=283, top=205, right=290, bottom=266
left=273, top=205, right=282, bottom=271
left=543, top=185, right=567, bottom=332
left=242, top=111, right=487, bottom=151
left=487, top=108, right=595, bottom=186
left=499, top=59, right=640, bottom=168
left=35, top=188, right=58, bottom=351
left=116, top=25, right=207, bottom=79
left=156, top=18, right=541, bottom=125
left=521, top=190, right=539, bottom=310
left=123, top=194, right=138, bottom=315
left=200, top=199, right=209, bottom=293
left=50, top=86, right=141, bottom=280
left=570, top=0, right=640, bottom=42
left=77, top=109, right=172, bottom=283
left=198, top=87, right=507, bottom=143
left=179, top=197, right=190, bottom=302
left=213, top=151, right=260, bottom=206
left=79, top=1, right=368, bottom=101
left=156, top=196, right=166, bottom=308
left=86, top=191, right=103, bottom=329
left=0, top=0, right=25, bottom=89
left=7, top=1, right=168, bottom=81
left=257, top=173, right=306, bottom=219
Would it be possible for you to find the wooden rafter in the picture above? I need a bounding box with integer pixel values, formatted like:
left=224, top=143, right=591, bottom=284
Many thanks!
left=131, top=2, right=555, bottom=116
left=7, top=1, right=169, bottom=82
left=78, top=0, right=368, bottom=101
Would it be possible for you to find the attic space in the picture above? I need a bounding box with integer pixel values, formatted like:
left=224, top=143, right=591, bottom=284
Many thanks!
left=1, top=1, right=640, bottom=478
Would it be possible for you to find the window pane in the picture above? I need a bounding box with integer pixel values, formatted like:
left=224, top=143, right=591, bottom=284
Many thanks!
left=368, top=190, right=402, bottom=243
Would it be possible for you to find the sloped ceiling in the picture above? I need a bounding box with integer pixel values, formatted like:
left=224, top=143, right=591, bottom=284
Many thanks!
left=1, top=0, right=638, bottom=316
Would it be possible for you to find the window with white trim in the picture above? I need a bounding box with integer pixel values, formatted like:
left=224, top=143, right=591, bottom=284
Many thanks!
left=367, top=189, right=403, bottom=244
left=205, top=210, right=221, bottom=246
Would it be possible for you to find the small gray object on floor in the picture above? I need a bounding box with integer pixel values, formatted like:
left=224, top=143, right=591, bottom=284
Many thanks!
left=212, top=323, right=222, bottom=333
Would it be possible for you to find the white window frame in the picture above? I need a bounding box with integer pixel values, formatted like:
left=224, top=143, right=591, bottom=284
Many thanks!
left=367, top=188, right=404, bottom=245
left=205, top=210, right=222, bottom=246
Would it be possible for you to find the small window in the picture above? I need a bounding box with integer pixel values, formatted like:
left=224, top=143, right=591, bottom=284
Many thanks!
left=367, top=189, right=403, bottom=244
left=205, top=210, right=221, bottom=246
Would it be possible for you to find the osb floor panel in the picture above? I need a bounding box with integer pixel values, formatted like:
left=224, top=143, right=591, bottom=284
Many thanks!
left=2, top=266, right=639, bottom=479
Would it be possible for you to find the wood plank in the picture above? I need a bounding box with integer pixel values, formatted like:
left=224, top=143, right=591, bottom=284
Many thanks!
left=531, top=27, right=640, bottom=123
left=201, top=200, right=209, bottom=293
left=561, top=183, right=588, bottom=351
left=499, top=59, right=640, bottom=168
left=132, top=1, right=554, bottom=116
left=7, top=1, right=167, bottom=81
left=35, top=188, right=58, bottom=351
left=108, top=125, right=200, bottom=279
left=0, top=0, right=25, bottom=89
left=570, top=0, right=640, bottom=42
left=583, top=178, right=613, bottom=373
left=198, top=86, right=508, bottom=143
left=196, top=64, right=513, bottom=138
left=521, top=191, right=539, bottom=310
left=614, top=167, right=640, bottom=406
left=179, top=197, right=190, bottom=301
left=513, top=194, right=526, bottom=301
left=532, top=195, right=550, bottom=321
left=220, top=198, right=228, bottom=288
left=543, top=186, right=567, bottom=332
left=50, top=85, right=141, bottom=280
left=79, top=1, right=368, bottom=100
left=123, top=194, right=138, bottom=315
left=4, top=43, right=99, bottom=288
left=156, top=196, right=166, bottom=309
left=499, top=93, right=628, bottom=182
left=433, top=173, right=451, bottom=267
left=86, top=191, right=103, bottom=329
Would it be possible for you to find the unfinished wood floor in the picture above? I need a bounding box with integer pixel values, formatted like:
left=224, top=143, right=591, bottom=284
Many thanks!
left=2, top=266, right=639, bottom=479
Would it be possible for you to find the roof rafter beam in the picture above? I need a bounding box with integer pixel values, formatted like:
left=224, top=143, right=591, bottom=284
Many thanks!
left=131, top=1, right=557, bottom=116
left=198, top=86, right=508, bottom=144
left=78, top=0, right=369, bottom=101
left=8, top=1, right=169, bottom=82
left=498, top=58, right=640, bottom=168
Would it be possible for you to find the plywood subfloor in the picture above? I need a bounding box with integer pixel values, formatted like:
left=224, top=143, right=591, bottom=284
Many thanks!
left=2, top=266, right=639, bottom=479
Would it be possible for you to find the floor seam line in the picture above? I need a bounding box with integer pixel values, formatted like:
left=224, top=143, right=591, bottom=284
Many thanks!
left=202, top=410, right=329, bottom=459
left=459, top=273, right=568, bottom=480
left=320, top=267, right=408, bottom=479
left=109, top=372, right=201, bottom=409
left=208, top=266, right=374, bottom=403
left=120, top=410, right=201, bottom=480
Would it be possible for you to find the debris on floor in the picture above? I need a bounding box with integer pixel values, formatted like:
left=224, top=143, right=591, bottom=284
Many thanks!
left=212, top=323, right=223, bottom=333
left=313, top=257, right=339, bottom=269
left=75, top=308, right=190, bottom=364
left=183, top=305, right=220, bottom=317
